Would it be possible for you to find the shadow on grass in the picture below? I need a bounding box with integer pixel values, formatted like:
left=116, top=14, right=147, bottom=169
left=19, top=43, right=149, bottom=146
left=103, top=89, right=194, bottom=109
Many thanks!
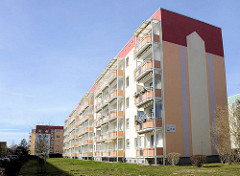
left=203, top=164, right=222, bottom=168
left=19, top=159, right=72, bottom=176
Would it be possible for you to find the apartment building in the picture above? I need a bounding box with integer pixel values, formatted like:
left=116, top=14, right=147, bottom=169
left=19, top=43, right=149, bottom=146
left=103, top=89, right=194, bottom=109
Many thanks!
left=29, top=125, right=64, bottom=155
left=63, top=9, right=227, bottom=165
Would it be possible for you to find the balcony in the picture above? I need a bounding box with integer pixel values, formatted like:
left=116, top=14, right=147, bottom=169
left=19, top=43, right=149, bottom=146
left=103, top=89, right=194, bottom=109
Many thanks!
left=109, top=110, right=123, bottom=121
left=135, top=88, right=161, bottom=108
left=102, top=96, right=109, bottom=108
left=109, top=90, right=123, bottom=102
left=94, top=136, right=101, bottom=142
left=136, top=119, right=162, bottom=134
left=109, top=70, right=123, bottom=84
left=84, top=114, right=93, bottom=121
left=108, top=131, right=123, bottom=140
left=99, top=150, right=124, bottom=157
left=95, top=152, right=102, bottom=157
left=95, top=102, right=102, bottom=112
left=101, top=114, right=110, bottom=125
left=78, top=127, right=93, bottom=136
left=83, top=152, right=93, bottom=157
left=95, top=119, right=101, bottom=128
left=136, top=148, right=163, bottom=157
left=82, top=139, right=93, bottom=145
left=135, top=34, right=160, bottom=56
left=101, top=81, right=109, bottom=91
left=95, top=86, right=102, bottom=97
left=135, top=59, right=160, bottom=82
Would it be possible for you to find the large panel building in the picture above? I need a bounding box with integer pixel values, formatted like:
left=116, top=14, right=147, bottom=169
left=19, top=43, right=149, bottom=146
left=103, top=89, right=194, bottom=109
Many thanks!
left=63, top=9, right=227, bottom=165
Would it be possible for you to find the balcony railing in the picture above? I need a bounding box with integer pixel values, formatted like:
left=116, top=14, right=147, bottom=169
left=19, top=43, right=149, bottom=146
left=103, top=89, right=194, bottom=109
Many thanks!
left=95, top=86, right=102, bottom=97
left=83, top=152, right=93, bottom=157
left=109, top=110, right=123, bottom=120
left=135, top=34, right=160, bottom=55
left=135, top=88, right=161, bottom=107
left=101, top=80, right=109, bottom=91
left=136, top=119, right=162, bottom=133
left=135, top=59, right=160, bottom=82
left=82, top=139, right=93, bottom=145
left=109, top=90, right=123, bottom=102
left=95, top=102, right=102, bottom=112
left=108, top=131, right=124, bottom=139
left=109, top=70, right=123, bottom=83
left=136, top=147, right=163, bottom=157
left=78, top=126, right=93, bottom=136
left=102, top=96, right=109, bottom=108
left=95, top=149, right=124, bottom=157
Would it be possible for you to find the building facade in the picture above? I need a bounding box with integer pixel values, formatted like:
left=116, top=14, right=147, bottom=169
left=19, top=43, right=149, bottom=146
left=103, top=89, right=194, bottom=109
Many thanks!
left=29, top=125, right=64, bottom=155
left=63, top=9, right=227, bottom=164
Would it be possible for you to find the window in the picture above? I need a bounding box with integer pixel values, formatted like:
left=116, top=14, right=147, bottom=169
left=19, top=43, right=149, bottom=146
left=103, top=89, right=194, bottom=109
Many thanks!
left=135, top=137, right=141, bottom=148
left=134, top=115, right=137, bottom=126
left=126, top=139, right=130, bottom=148
left=126, top=77, right=129, bottom=87
left=126, top=119, right=129, bottom=129
left=45, top=130, right=49, bottom=133
left=150, top=82, right=153, bottom=88
left=126, top=97, right=129, bottom=108
left=38, top=129, right=41, bottom=133
left=151, top=135, right=154, bottom=147
left=56, top=135, right=60, bottom=138
left=135, top=138, right=138, bottom=148
left=56, top=141, right=60, bottom=144
left=126, top=57, right=129, bottom=67
left=56, top=145, right=59, bottom=149
left=56, top=130, right=60, bottom=133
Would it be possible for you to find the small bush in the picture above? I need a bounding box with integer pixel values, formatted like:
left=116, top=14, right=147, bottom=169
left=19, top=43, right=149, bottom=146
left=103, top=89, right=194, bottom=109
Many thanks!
left=190, top=155, right=206, bottom=167
left=166, top=152, right=181, bottom=166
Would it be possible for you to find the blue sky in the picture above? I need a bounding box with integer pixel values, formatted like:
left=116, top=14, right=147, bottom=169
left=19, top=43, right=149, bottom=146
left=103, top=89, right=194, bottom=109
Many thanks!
left=0, top=0, right=239, bottom=146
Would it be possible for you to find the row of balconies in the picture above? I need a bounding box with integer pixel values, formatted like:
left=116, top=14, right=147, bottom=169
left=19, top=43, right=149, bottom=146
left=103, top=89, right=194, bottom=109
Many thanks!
left=135, top=88, right=161, bottom=108
left=94, top=131, right=124, bottom=142
left=94, top=150, right=124, bottom=157
left=136, top=147, right=163, bottom=157
left=135, top=59, right=160, bottom=82
left=94, top=110, right=123, bottom=127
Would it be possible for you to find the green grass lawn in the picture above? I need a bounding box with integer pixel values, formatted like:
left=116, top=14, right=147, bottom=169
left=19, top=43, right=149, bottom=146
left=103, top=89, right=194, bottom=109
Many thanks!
left=19, top=158, right=240, bottom=176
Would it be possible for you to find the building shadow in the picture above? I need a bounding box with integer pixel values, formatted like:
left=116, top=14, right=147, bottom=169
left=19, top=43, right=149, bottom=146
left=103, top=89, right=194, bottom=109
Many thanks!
left=18, top=159, right=71, bottom=176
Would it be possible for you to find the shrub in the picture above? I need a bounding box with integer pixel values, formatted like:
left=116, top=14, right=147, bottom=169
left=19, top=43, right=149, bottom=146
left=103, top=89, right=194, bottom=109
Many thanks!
left=166, top=152, right=181, bottom=166
left=190, top=155, right=206, bottom=167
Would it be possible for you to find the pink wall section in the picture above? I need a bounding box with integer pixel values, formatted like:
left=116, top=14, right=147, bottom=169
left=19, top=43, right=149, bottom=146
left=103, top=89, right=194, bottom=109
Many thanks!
left=151, top=9, right=161, bottom=20
left=162, top=41, right=185, bottom=156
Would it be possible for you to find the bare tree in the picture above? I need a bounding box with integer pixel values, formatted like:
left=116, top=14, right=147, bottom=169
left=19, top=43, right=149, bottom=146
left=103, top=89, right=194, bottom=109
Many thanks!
left=228, top=99, right=240, bottom=162
left=35, top=134, right=49, bottom=155
left=212, top=102, right=240, bottom=164
left=166, top=152, right=181, bottom=166
left=212, top=106, right=232, bottom=164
